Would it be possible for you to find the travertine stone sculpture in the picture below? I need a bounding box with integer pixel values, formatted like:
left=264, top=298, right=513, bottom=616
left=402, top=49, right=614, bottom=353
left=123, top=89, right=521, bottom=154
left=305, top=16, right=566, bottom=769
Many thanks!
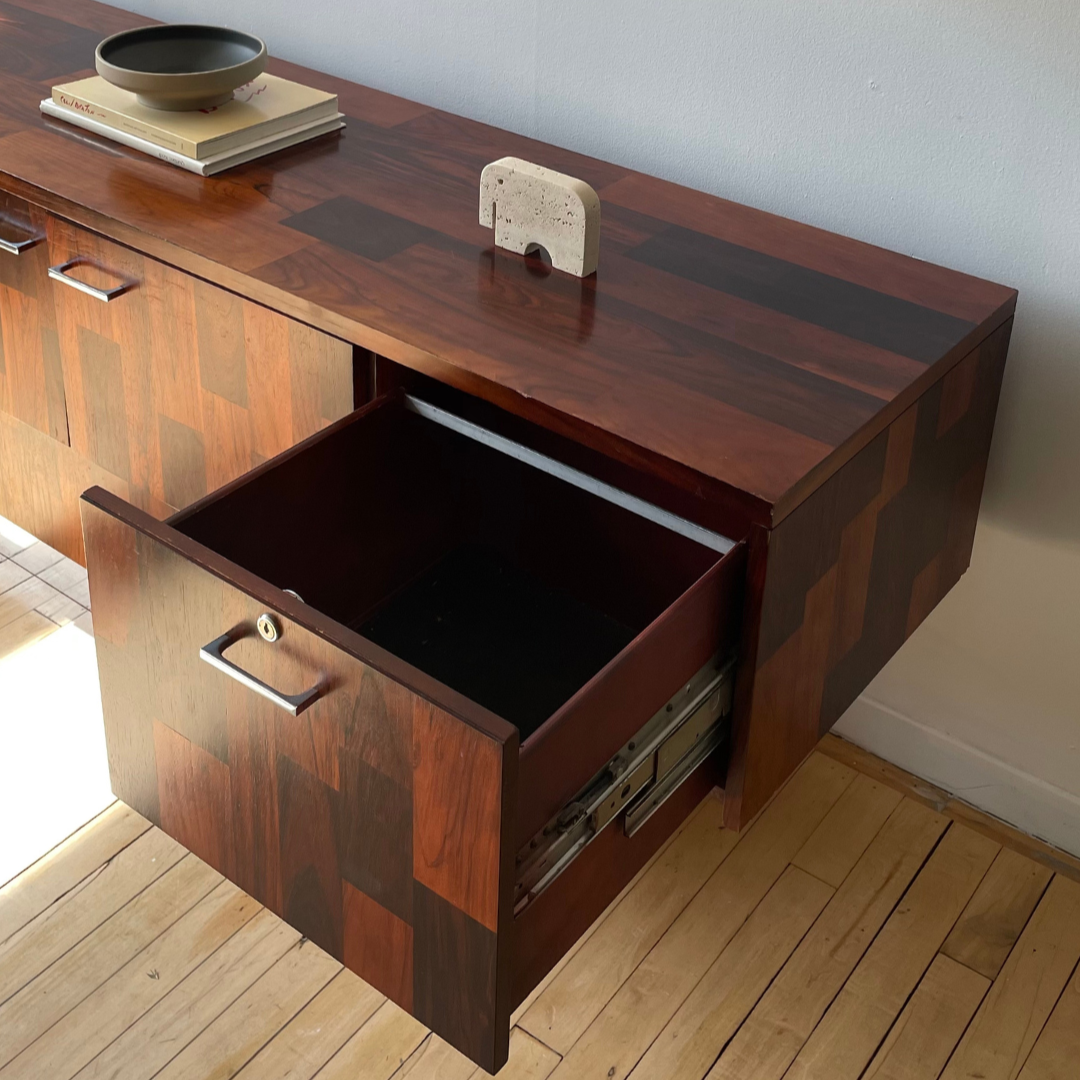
left=479, top=157, right=600, bottom=277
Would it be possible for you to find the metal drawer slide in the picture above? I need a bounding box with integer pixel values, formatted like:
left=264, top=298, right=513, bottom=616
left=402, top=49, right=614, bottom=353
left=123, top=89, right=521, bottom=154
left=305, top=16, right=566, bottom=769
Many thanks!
left=514, top=654, right=734, bottom=915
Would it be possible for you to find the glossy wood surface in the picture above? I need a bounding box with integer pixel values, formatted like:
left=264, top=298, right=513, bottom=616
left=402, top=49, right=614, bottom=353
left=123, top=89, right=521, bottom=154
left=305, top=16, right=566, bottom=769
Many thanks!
left=0, top=195, right=356, bottom=563
left=49, top=212, right=354, bottom=559
left=0, top=193, right=66, bottom=444
left=0, top=0, right=1016, bottom=525
left=81, top=490, right=518, bottom=1071
left=0, top=408, right=128, bottom=562
left=726, top=319, right=1013, bottom=827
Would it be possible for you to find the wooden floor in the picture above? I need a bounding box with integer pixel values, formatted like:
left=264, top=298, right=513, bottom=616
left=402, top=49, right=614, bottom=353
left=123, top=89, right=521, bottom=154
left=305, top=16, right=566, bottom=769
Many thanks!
left=3, top=736, right=1080, bottom=1080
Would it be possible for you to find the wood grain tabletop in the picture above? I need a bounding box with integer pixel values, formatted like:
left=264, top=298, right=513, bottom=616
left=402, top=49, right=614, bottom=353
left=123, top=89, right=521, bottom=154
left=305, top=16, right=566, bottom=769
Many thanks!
left=0, top=0, right=1017, bottom=525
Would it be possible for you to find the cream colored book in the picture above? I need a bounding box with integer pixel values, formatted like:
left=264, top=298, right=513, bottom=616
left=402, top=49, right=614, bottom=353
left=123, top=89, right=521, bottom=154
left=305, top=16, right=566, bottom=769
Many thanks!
left=41, top=98, right=344, bottom=176
left=50, top=73, right=338, bottom=160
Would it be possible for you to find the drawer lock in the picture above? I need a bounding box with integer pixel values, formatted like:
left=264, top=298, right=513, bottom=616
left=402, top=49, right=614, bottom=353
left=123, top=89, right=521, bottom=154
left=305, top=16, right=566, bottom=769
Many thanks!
left=514, top=654, right=734, bottom=915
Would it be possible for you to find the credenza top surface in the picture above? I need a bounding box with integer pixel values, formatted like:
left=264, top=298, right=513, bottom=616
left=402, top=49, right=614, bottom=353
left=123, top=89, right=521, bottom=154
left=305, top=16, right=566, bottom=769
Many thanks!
left=0, top=0, right=1016, bottom=523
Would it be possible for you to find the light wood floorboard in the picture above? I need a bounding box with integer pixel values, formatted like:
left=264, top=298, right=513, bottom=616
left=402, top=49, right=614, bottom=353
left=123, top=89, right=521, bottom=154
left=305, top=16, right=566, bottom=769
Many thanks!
left=2, top=737, right=1078, bottom=1080
left=941, top=847, right=1054, bottom=980
left=1017, top=959, right=1080, bottom=1080
left=863, top=955, right=990, bottom=1080
left=940, top=874, right=1080, bottom=1080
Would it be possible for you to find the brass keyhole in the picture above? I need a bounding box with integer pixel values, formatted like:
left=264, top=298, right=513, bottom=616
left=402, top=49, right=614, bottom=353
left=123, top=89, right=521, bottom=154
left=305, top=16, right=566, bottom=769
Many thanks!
left=257, top=613, right=281, bottom=643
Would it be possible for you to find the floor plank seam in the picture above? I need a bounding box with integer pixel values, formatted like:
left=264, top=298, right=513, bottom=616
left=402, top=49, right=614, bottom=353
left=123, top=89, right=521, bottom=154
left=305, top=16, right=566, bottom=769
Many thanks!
left=0, top=850, right=202, bottom=1012
left=0, top=822, right=159, bottom=950
left=217, top=944, right=343, bottom=1080
left=71, top=894, right=274, bottom=1080
left=0, top=799, right=129, bottom=896
left=308, top=999, right=404, bottom=1080
left=550, top=785, right=781, bottom=1060
left=0, top=856, right=223, bottom=1071
left=853, top=954, right=955, bottom=1080
left=621, top=863, right=837, bottom=1080
left=226, top=966, right=374, bottom=1080
left=106, top=918, right=300, bottom=1080
left=682, top=876, right=840, bottom=1080
left=936, top=979, right=993, bottom=1080
left=1, top=860, right=109, bottom=952
left=389, top=1031, right=432, bottom=1080
left=569, top=759, right=859, bottom=1080
left=854, top=842, right=1042, bottom=1080
left=768, top=817, right=966, bottom=1080
left=1008, top=951, right=1080, bottom=1080
left=942, top=861, right=1054, bottom=984
left=514, top=1025, right=563, bottom=1060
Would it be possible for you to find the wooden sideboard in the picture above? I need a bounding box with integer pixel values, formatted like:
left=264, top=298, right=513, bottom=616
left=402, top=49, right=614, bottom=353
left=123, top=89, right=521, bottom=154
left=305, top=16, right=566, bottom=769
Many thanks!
left=0, top=0, right=1017, bottom=1070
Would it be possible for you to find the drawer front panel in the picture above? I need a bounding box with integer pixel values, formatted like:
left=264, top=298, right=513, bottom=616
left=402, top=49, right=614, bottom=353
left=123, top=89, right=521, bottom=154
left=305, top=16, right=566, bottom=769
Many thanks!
left=0, top=409, right=128, bottom=563
left=12, top=213, right=354, bottom=563
left=0, top=193, right=67, bottom=444
left=82, top=491, right=517, bottom=1072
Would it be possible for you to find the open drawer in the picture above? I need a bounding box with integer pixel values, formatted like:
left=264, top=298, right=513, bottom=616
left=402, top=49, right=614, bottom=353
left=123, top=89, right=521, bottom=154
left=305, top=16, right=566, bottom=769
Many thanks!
left=81, top=390, right=745, bottom=1071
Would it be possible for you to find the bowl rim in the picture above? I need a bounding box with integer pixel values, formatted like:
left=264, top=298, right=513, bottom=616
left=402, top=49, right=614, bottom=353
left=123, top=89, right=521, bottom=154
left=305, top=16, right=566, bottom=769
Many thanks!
left=95, top=24, right=268, bottom=80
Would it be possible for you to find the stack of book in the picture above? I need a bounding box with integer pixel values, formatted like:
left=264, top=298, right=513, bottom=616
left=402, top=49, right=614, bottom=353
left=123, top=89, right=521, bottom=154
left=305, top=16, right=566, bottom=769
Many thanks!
left=41, top=73, right=344, bottom=175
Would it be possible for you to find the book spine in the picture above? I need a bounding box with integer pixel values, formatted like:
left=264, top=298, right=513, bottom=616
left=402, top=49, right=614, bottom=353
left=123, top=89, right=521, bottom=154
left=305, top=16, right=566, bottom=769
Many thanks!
left=50, top=89, right=199, bottom=157
left=199, top=117, right=345, bottom=174
left=197, top=101, right=339, bottom=158
left=40, top=101, right=210, bottom=175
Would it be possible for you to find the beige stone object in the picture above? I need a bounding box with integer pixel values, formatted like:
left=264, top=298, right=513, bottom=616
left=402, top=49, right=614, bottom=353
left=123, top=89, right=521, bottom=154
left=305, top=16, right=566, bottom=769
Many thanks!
left=479, top=156, right=601, bottom=277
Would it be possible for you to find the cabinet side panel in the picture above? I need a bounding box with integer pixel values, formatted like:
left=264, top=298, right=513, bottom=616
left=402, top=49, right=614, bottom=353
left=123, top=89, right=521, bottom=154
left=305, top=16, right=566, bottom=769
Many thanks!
left=726, top=320, right=1012, bottom=829
left=81, top=491, right=516, bottom=1071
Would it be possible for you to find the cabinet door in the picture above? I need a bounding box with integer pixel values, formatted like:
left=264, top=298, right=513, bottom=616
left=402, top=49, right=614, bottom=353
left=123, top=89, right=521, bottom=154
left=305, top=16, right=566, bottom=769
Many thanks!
left=46, top=215, right=354, bottom=546
left=0, top=193, right=67, bottom=444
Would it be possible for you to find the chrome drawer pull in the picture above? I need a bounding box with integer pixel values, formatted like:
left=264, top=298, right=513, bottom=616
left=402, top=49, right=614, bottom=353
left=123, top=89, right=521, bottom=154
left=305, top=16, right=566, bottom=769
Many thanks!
left=0, top=227, right=43, bottom=255
left=48, top=257, right=133, bottom=302
left=199, top=623, right=323, bottom=716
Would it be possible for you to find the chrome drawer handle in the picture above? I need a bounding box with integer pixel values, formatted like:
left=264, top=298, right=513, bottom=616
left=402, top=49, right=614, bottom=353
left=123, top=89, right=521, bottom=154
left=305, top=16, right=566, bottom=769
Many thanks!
left=199, top=623, right=323, bottom=716
left=0, top=228, right=43, bottom=255
left=48, top=257, right=133, bottom=302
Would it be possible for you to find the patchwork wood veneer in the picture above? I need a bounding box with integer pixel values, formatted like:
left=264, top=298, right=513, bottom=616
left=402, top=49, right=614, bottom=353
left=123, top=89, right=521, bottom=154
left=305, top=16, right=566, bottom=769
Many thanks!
left=0, top=193, right=355, bottom=562
left=83, top=497, right=515, bottom=1064
left=728, top=321, right=1013, bottom=820
left=0, top=0, right=1017, bottom=1069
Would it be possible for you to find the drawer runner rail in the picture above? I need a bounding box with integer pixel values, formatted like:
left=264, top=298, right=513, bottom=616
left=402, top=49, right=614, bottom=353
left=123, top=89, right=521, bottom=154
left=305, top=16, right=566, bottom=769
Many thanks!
left=404, top=395, right=735, bottom=554
left=514, top=654, right=734, bottom=915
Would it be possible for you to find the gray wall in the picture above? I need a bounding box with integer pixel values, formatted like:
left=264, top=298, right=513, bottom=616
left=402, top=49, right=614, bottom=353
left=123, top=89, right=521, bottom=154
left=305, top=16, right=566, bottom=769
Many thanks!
left=125, top=0, right=1080, bottom=850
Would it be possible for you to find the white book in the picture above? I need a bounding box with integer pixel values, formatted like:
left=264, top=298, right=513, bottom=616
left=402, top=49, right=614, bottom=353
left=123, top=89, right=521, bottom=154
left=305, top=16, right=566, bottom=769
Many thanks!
left=40, top=98, right=344, bottom=176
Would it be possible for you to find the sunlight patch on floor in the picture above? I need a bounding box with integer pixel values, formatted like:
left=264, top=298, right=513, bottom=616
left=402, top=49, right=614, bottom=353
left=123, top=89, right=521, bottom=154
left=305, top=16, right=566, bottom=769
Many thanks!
left=0, top=515, right=35, bottom=553
left=0, top=622, right=113, bottom=886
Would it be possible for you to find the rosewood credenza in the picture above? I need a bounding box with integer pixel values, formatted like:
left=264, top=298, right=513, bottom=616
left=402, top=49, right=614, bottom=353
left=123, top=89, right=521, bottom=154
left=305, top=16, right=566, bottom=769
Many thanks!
left=0, top=0, right=1016, bottom=1069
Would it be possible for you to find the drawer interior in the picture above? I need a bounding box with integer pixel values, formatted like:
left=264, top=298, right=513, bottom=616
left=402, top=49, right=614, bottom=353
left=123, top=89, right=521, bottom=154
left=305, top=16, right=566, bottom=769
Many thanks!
left=173, top=394, right=731, bottom=745
left=357, top=543, right=635, bottom=738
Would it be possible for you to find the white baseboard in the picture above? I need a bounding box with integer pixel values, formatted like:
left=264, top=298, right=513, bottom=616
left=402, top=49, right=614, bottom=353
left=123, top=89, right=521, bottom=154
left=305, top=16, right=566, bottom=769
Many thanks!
left=834, top=696, right=1080, bottom=859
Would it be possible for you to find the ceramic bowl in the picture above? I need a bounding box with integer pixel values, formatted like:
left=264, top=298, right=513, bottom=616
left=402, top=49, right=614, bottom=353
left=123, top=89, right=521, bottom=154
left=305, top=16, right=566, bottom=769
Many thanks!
left=95, top=25, right=267, bottom=112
